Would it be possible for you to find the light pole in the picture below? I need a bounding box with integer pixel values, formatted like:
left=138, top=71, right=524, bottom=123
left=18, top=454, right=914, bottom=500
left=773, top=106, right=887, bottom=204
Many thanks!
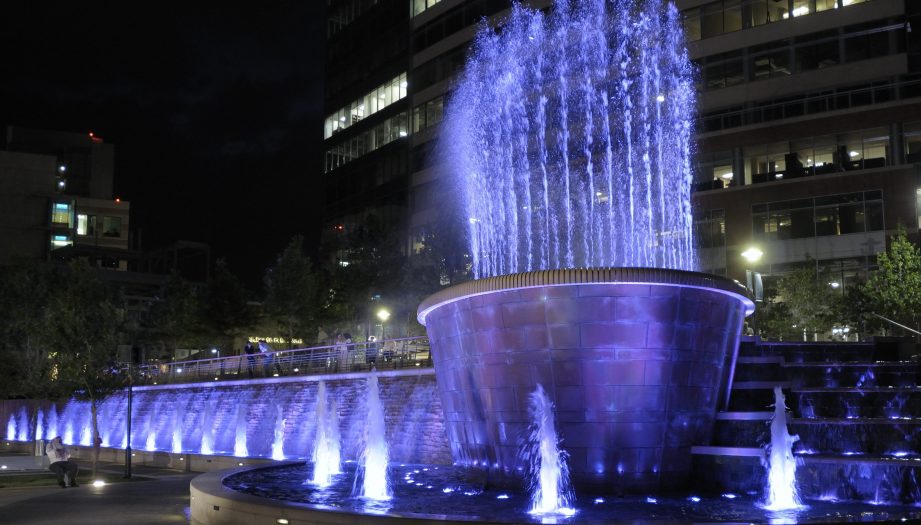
left=376, top=308, right=391, bottom=341
left=124, top=362, right=133, bottom=479
left=211, top=348, right=222, bottom=376
left=741, top=246, right=764, bottom=334
left=722, top=245, right=764, bottom=411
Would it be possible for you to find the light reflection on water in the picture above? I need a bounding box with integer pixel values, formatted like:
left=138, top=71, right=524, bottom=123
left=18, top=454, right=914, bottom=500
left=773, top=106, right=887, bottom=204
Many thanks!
left=223, top=463, right=921, bottom=524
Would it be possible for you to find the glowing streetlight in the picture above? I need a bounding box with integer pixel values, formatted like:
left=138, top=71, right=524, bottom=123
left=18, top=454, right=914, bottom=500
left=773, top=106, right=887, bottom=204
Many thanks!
left=376, top=308, right=391, bottom=341
left=741, top=247, right=763, bottom=263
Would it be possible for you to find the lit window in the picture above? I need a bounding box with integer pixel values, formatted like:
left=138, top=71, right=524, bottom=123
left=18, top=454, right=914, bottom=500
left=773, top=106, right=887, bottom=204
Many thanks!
left=51, top=235, right=72, bottom=248
left=324, top=111, right=409, bottom=172
left=51, top=202, right=72, bottom=226
left=323, top=73, right=408, bottom=139
left=412, top=0, right=441, bottom=17
left=77, top=214, right=88, bottom=235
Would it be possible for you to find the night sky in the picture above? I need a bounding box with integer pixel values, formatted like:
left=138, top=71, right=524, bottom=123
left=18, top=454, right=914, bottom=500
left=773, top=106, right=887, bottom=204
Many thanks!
left=0, top=2, right=327, bottom=287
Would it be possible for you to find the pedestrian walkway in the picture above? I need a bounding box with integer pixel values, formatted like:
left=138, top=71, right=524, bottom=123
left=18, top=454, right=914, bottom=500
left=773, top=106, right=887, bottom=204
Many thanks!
left=0, top=455, right=193, bottom=524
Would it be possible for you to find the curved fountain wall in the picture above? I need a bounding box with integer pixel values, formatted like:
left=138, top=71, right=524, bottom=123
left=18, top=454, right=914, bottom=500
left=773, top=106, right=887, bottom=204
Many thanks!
left=418, top=268, right=754, bottom=493
left=0, top=370, right=451, bottom=466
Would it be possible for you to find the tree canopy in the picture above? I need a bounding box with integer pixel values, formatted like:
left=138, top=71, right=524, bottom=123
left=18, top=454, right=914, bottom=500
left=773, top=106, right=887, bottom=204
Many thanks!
left=862, top=229, right=921, bottom=333
left=264, top=235, right=323, bottom=346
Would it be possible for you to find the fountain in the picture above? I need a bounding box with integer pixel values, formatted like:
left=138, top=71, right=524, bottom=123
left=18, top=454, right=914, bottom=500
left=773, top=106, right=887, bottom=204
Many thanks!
left=524, top=384, right=574, bottom=516
left=63, top=419, right=74, bottom=445
left=416, top=0, right=753, bottom=495
left=0, top=0, right=911, bottom=522
left=763, top=386, right=802, bottom=511
left=271, top=400, right=287, bottom=461
left=47, top=405, right=58, bottom=440
left=145, top=400, right=159, bottom=451
left=171, top=408, right=184, bottom=453
left=36, top=408, right=44, bottom=441
left=16, top=407, right=28, bottom=442
left=355, top=371, right=391, bottom=500
left=200, top=396, right=215, bottom=455
left=5, top=414, right=13, bottom=441
left=233, top=401, right=249, bottom=458
left=309, top=381, right=341, bottom=486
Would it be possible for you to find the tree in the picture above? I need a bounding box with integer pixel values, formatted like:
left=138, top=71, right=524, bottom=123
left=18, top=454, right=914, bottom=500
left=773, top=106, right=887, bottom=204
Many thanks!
left=756, top=263, right=840, bottom=340
left=319, top=215, right=404, bottom=337
left=318, top=211, right=472, bottom=338
left=264, top=236, right=323, bottom=346
left=45, top=260, right=124, bottom=477
left=862, top=229, right=921, bottom=333
left=200, top=259, right=256, bottom=352
left=0, top=260, right=62, bottom=400
left=145, top=272, right=202, bottom=359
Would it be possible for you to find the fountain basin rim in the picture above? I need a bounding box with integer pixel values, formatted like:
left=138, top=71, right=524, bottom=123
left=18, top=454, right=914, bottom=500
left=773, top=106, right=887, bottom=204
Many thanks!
left=418, top=267, right=754, bottom=325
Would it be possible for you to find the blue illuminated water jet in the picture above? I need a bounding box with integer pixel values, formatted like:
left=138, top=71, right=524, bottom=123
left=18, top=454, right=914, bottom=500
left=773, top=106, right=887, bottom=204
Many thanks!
left=442, top=0, right=696, bottom=278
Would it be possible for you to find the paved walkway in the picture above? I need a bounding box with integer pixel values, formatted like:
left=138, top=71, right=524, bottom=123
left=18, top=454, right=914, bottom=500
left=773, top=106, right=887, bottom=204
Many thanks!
left=0, top=458, right=193, bottom=524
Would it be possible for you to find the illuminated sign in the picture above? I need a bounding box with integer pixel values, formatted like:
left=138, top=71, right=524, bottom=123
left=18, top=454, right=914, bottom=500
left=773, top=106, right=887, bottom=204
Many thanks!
left=247, top=336, right=303, bottom=345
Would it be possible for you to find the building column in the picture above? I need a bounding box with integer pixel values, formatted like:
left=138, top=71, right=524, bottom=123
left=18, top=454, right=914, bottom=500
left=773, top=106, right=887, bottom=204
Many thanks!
left=732, top=146, right=745, bottom=186
left=891, top=122, right=904, bottom=165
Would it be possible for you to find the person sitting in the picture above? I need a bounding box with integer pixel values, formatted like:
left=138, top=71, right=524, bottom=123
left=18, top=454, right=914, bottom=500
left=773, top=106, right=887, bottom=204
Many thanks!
left=46, top=436, right=79, bottom=488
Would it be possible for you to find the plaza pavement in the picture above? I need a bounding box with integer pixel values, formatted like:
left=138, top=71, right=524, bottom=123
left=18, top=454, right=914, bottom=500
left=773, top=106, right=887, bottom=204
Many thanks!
left=0, top=457, right=193, bottom=524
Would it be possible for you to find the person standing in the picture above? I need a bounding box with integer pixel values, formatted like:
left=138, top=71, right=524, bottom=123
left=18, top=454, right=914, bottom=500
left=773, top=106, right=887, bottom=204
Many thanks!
left=334, top=333, right=349, bottom=372
left=46, top=436, right=79, bottom=488
left=244, top=341, right=257, bottom=377
left=258, top=339, right=275, bottom=376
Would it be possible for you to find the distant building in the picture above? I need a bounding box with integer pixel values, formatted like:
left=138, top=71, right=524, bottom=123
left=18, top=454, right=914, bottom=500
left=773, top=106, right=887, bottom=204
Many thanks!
left=681, top=0, right=921, bottom=292
left=0, top=126, right=135, bottom=268
left=323, top=0, right=920, bottom=297
left=322, top=0, right=412, bottom=263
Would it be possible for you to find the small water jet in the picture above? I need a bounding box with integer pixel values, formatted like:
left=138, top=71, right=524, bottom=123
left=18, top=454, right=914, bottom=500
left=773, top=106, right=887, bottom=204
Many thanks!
left=763, top=386, right=803, bottom=511
left=523, top=384, right=575, bottom=516
left=16, top=407, right=28, bottom=442
left=80, top=423, right=92, bottom=446
left=234, top=401, right=249, bottom=458
left=145, top=404, right=159, bottom=451
left=36, top=408, right=44, bottom=441
left=355, top=371, right=390, bottom=500
left=5, top=414, right=14, bottom=441
left=46, top=405, right=58, bottom=440
left=63, top=420, right=74, bottom=444
left=310, top=381, right=341, bottom=486
left=271, top=401, right=286, bottom=461
left=200, top=397, right=215, bottom=455
left=171, top=408, right=183, bottom=453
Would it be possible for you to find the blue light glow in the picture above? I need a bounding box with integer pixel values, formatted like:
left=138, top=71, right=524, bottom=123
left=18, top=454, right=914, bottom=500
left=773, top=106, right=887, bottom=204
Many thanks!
left=442, top=0, right=696, bottom=278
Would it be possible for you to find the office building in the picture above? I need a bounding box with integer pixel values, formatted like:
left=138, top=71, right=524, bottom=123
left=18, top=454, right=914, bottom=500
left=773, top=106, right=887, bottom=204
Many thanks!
left=0, top=126, right=134, bottom=268
left=682, top=0, right=921, bottom=291
left=323, top=0, right=920, bottom=294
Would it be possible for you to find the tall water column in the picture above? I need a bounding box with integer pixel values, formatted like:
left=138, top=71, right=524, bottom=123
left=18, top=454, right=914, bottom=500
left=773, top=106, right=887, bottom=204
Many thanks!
left=421, top=0, right=753, bottom=493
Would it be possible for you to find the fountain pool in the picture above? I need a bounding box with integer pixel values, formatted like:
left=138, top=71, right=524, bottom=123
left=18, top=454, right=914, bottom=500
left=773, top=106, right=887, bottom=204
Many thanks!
left=208, top=462, right=921, bottom=524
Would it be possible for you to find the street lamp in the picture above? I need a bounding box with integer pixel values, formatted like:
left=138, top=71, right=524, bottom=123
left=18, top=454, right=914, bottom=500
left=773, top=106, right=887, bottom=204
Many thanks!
left=376, top=308, right=391, bottom=340
left=741, top=246, right=763, bottom=263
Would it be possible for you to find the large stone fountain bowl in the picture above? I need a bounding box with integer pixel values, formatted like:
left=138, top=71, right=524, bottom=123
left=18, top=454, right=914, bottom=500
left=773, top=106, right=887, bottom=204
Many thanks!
left=418, top=267, right=754, bottom=494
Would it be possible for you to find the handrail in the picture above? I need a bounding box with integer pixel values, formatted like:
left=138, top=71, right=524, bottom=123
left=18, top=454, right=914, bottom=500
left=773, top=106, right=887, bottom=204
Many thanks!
left=870, top=313, right=921, bottom=337
left=131, top=336, right=432, bottom=385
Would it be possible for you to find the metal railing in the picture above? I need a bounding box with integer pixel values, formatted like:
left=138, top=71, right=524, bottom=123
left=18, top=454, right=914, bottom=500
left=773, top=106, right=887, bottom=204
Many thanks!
left=870, top=313, right=921, bottom=337
left=132, top=336, right=432, bottom=385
